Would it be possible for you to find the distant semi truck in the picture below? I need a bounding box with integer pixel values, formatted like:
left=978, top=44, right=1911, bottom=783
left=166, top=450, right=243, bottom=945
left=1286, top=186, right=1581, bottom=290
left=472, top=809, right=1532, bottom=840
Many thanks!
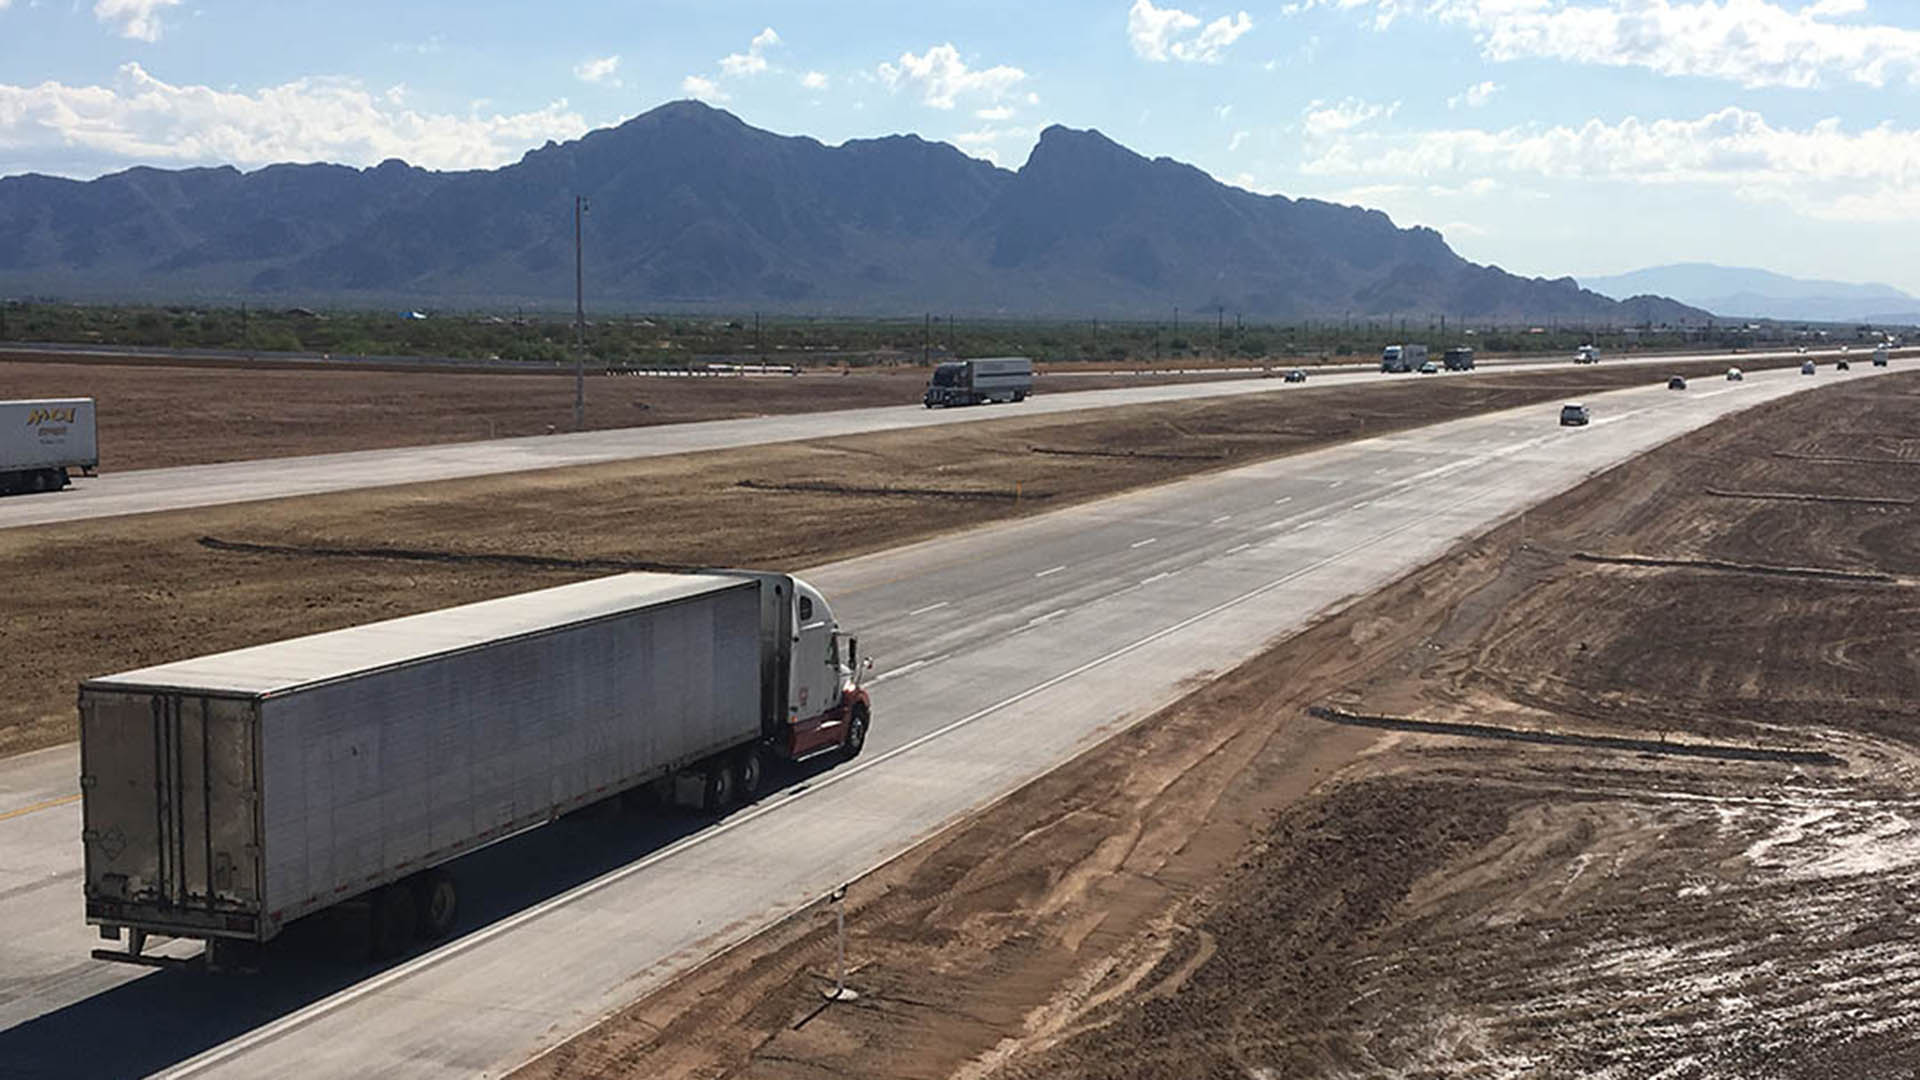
left=81, top=571, right=872, bottom=969
left=1442, top=346, right=1475, bottom=371
left=924, top=356, right=1033, bottom=407
left=1, top=398, right=96, bottom=495
left=1380, top=344, right=1428, bottom=373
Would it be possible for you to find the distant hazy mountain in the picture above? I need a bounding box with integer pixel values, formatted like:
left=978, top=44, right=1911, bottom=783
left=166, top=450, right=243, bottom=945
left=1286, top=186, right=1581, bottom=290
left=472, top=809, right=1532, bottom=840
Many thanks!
left=0, top=101, right=1705, bottom=322
left=1582, top=263, right=1920, bottom=323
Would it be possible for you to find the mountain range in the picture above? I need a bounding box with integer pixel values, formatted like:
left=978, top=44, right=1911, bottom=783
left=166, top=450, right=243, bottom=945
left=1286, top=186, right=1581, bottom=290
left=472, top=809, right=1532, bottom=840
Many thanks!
left=1581, top=264, right=1920, bottom=324
left=0, top=101, right=1705, bottom=323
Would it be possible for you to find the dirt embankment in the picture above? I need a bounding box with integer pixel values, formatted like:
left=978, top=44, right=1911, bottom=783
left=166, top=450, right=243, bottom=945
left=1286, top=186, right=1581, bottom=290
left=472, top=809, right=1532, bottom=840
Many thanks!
left=513, top=373, right=1920, bottom=1079
left=0, top=354, right=1772, bottom=471
left=0, top=361, right=1766, bottom=758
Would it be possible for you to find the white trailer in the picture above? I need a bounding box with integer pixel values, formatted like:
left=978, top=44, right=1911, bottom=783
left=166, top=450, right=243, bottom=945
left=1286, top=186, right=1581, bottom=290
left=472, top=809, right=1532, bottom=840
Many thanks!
left=1380, top=344, right=1428, bottom=373
left=923, top=356, right=1034, bottom=406
left=80, top=571, right=872, bottom=969
left=0, top=397, right=96, bottom=494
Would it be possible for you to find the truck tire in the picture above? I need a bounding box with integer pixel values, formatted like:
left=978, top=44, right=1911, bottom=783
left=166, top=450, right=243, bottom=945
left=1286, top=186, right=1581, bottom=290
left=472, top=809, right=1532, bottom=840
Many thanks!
left=735, top=745, right=767, bottom=800
left=412, top=870, right=459, bottom=941
left=370, top=883, right=417, bottom=959
left=702, top=759, right=738, bottom=812
left=842, top=704, right=870, bottom=761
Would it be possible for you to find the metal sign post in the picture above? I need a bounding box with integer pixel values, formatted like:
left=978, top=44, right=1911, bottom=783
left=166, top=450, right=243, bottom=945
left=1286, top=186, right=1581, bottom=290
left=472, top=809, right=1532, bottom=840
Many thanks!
left=822, top=884, right=858, bottom=1002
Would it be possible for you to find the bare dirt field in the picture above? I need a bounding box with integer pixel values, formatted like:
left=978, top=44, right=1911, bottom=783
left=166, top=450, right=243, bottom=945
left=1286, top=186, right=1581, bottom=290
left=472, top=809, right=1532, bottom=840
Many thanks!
left=0, top=360, right=1772, bottom=759
left=0, top=352, right=1768, bottom=471
left=0, top=357, right=1300, bottom=471
left=511, top=373, right=1920, bottom=1079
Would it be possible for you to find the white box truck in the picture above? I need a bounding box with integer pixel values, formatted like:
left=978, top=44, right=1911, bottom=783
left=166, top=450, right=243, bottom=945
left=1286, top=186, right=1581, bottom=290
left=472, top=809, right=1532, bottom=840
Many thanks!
left=1, top=397, right=97, bottom=494
left=81, top=570, right=872, bottom=969
left=923, top=356, right=1033, bottom=406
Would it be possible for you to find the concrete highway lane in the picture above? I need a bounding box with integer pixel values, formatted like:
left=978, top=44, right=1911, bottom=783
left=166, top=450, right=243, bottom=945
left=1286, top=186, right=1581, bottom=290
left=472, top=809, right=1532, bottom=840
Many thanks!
left=0, top=346, right=1881, bottom=531
left=0, top=362, right=1893, bottom=1078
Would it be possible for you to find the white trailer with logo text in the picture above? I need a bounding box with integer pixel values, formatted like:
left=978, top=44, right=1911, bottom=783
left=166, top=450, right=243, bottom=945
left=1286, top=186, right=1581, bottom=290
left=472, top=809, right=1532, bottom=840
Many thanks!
left=1, top=397, right=96, bottom=494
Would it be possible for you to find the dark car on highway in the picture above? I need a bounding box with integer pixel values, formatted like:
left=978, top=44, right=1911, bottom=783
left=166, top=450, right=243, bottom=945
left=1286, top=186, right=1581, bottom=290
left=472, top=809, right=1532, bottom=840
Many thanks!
left=1559, top=402, right=1591, bottom=426
left=1668, top=375, right=1688, bottom=390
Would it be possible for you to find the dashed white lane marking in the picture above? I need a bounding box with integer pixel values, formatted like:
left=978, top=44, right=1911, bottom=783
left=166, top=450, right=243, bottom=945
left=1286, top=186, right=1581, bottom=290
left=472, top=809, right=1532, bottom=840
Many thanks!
left=1225, top=543, right=1253, bottom=555
left=1273, top=496, right=1293, bottom=505
left=1351, top=501, right=1371, bottom=509
left=1294, top=520, right=1319, bottom=531
left=1022, top=609, right=1068, bottom=629
left=1210, top=515, right=1233, bottom=524
left=1034, top=565, right=1067, bottom=578
left=909, top=601, right=950, bottom=616
left=1130, top=537, right=1159, bottom=549
left=1140, top=571, right=1174, bottom=585
left=869, top=657, right=933, bottom=685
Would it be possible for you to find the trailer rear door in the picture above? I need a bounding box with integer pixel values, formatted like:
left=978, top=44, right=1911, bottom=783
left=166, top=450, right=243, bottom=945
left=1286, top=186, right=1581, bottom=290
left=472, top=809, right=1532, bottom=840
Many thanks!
left=81, top=691, right=262, bottom=922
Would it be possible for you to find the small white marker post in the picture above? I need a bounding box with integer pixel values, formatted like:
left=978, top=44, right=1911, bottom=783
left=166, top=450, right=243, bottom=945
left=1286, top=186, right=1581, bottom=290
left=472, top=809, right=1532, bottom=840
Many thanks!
left=823, top=884, right=858, bottom=1002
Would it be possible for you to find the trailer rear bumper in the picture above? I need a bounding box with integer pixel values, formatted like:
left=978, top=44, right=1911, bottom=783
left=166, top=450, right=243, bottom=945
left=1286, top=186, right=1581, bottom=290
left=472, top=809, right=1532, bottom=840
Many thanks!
left=87, top=897, right=266, bottom=942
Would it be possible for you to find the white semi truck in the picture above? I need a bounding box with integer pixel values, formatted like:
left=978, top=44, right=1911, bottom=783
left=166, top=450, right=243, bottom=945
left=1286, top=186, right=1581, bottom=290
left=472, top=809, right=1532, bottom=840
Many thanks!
left=1379, top=344, right=1428, bottom=373
left=923, top=356, right=1034, bottom=406
left=80, top=571, right=872, bottom=969
left=1, top=397, right=96, bottom=495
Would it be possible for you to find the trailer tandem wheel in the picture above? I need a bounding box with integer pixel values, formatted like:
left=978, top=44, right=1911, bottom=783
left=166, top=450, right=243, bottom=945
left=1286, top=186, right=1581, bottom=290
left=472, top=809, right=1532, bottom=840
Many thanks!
left=413, top=870, right=459, bottom=941
left=735, top=745, right=768, bottom=800
left=702, top=759, right=739, bottom=812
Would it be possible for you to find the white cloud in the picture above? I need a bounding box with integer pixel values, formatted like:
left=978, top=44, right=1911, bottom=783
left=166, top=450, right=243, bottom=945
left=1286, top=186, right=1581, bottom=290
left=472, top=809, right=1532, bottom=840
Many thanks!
left=1302, top=97, right=1398, bottom=137
left=94, top=0, right=181, bottom=42
left=680, top=74, right=728, bottom=103
left=1448, top=79, right=1498, bottom=109
left=949, top=124, right=1033, bottom=166
left=877, top=44, right=1027, bottom=109
left=801, top=70, right=829, bottom=91
left=1302, top=107, right=1920, bottom=223
left=572, top=55, right=621, bottom=86
left=1229, top=129, right=1249, bottom=151
left=1291, top=0, right=1920, bottom=90
left=0, top=63, right=588, bottom=175
left=720, top=27, right=780, bottom=77
left=975, top=105, right=1014, bottom=120
left=1129, top=0, right=1253, bottom=63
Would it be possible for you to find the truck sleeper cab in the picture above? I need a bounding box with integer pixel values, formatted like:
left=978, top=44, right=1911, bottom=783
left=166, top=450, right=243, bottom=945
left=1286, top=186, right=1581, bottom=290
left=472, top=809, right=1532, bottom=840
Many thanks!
left=924, top=357, right=1034, bottom=407
left=79, top=570, right=871, bottom=969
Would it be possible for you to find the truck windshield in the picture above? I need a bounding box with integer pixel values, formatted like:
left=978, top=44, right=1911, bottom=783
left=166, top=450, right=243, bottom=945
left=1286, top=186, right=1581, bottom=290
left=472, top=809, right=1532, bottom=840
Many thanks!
left=930, top=365, right=962, bottom=386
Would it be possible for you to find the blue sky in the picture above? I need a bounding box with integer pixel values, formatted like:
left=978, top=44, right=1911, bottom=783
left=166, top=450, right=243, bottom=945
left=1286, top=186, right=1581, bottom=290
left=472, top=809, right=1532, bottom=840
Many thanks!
left=3, top=0, right=1919, bottom=292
